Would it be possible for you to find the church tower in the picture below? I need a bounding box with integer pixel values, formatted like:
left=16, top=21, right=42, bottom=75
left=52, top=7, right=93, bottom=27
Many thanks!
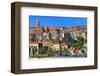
left=36, top=19, right=40, bottom=27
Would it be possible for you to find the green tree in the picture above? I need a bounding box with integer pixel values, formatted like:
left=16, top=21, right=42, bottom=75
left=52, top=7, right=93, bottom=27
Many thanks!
left=43, top=46, right=48, bottom=54
left=32, top=48, right=35, bottom=56
left=71, top=36, right=85, bottom=49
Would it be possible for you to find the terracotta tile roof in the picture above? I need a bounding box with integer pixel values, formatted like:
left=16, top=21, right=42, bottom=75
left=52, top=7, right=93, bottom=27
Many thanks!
left=29, top=25, right=87, bottom=34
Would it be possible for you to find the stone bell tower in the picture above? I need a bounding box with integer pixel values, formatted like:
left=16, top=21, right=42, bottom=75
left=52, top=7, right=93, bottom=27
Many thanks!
left=36, top=19, right=40, bottom=27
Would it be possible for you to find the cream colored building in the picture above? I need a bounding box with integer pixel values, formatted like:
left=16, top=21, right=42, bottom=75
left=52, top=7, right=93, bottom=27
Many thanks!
left=52, top=43, right=60, bottom=51
left=30, top=42, right=38, bottom=50
left=71, top=30, right=87, bottom=39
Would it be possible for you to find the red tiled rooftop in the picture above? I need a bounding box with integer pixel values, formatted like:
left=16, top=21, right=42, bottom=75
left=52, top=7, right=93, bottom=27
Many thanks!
left=29, top=25, right=87, bottom=33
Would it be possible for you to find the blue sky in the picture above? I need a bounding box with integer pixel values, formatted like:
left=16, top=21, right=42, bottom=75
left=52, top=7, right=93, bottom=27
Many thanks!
left=29, top=15, right=87, bottom=28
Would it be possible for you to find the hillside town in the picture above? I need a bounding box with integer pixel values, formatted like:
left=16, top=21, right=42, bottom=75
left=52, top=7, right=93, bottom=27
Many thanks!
left=29, top=19, right=87, bottom=58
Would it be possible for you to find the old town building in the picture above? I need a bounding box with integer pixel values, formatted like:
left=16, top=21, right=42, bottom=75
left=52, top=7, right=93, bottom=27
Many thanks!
left=29, top=20, right=87, bottom=54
